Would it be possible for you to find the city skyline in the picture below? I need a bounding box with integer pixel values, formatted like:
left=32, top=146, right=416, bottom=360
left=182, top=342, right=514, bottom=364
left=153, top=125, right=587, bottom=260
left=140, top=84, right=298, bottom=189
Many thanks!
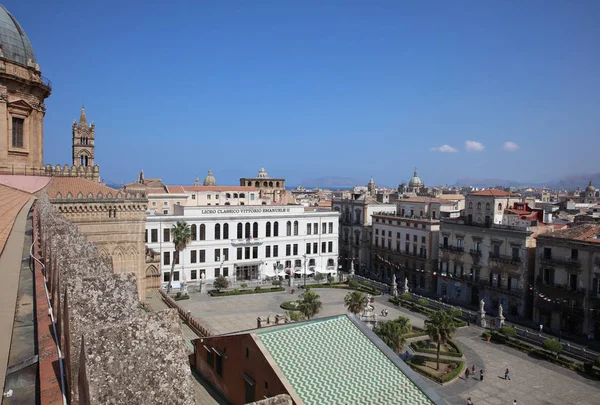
left=6, top=0, right=600, bottom=186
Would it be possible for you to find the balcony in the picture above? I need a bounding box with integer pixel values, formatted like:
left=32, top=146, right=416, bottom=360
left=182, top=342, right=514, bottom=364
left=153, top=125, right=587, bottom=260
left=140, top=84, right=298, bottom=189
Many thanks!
left=540, top=255, right=581, bottom=269
left=231, top=237, right=263, bottom=246
left=489, top=253, right=521, bottom=266
left=439, top=245, right=464, bottom=254
left=536, top=277, right=586, bottom=298
left=482, top=280, right=524, bottom=296
left=375, top=245, right=428, bottom=260
left=469, top=249, right=482, bottom=257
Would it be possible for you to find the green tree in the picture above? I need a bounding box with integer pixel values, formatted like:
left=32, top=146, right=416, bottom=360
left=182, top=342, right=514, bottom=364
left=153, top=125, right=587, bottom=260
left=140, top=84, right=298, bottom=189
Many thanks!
left=344, top=291, right=368, bottom=315
left=448, top=307, right=462, bottom=319
left=167, top=221, right=192, bottom=293
left=399, top=292, right=412, bottom=302
left=285, top=310, right=306, bottom=322
left=417, top=298, right=429, bottom=307
left=374, top=316, right=412, bottom=354
left=315, top=273, right=325, bottom=284
left=327, top=274, right=334, bottom=284
left=425, top=310, right=458, bottom=370
left=213, top=276, right=229, bottom=292
left=297, top=291, right=323, bottom=319
left=543, top=338, right=563, bottom=358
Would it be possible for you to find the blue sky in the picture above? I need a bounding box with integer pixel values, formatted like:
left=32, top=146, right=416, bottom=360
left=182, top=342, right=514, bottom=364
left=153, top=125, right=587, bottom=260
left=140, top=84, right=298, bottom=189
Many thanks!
left=6, top=0, right=600, bottom=187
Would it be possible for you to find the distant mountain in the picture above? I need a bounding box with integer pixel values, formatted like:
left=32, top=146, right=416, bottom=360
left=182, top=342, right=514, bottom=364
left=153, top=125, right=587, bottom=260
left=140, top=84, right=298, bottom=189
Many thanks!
left=455, top=172, right=600, bottom=190
left=297, top=176, right=361, bottom=189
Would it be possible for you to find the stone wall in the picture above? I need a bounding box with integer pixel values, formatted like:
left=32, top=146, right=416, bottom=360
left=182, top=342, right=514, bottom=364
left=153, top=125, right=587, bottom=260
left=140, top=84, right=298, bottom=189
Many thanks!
left=35, top=196, right=197, bottom=404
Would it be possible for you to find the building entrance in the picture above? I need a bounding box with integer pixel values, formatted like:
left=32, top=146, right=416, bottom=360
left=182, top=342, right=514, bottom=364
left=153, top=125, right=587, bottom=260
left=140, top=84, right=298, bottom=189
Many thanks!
left=236, top=265, right=259, bottom=281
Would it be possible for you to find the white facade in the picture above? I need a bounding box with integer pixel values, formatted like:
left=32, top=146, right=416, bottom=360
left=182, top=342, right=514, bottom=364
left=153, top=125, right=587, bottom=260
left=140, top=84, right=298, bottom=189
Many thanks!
left=146, top=205, right=339, bottom=286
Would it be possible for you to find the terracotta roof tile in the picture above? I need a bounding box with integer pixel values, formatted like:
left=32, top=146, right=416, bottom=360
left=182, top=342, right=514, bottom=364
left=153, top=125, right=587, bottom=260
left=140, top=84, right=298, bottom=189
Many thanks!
left=0, top=175, right=51, bottom=193
left=470, top=189, right=519, bottom=197
left=540, top=223, right=600, bottom=243
left=44, top=177, right=119, bottom=199
left=182, top=185, right=257, bottom=192
left=398, top=197, right=455, bottom=204
left=165, top=185, right=186, bottom=194
left=0, top=184, right=31, bottom=255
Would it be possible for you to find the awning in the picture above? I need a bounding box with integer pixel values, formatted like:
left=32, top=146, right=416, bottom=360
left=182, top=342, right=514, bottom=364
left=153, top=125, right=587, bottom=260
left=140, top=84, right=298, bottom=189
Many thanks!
left=316, top=268, right=336, bottom=274
left=276, top=270, right=288, bottom=277
left=295, top=268, right=315, bottom=274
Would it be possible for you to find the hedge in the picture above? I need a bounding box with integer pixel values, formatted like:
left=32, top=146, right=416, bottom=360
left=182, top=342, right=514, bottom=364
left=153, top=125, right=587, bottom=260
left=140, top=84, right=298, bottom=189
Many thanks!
left=280, top=301, right=300, bottom=311
left=410, top=340, right=463, bottom=358
left=211, top=287, right=285, bottom=297
left=299, top=283, right=382, bottom=296
left=389, top=298, right=466, bottom=327
left=407, top=355, right=465, bottom=384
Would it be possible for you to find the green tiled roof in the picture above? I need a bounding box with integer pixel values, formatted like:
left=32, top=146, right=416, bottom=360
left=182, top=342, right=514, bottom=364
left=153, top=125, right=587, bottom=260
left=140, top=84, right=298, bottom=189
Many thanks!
left=256, top=316, right=434, bottom=405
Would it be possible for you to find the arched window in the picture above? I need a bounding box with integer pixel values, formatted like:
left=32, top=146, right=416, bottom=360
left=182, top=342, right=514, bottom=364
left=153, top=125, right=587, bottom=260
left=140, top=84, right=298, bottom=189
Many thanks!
left=477, top=202, right=482, bottom=210
left=486, top=203, right=490, bottom=210
left=191, top=224, right=197, bottom=240
left=469, top=202, right=473, bottom=209
left=254, top=181, right=259, bottom=187
left=327, top=258, right=334, bottom=267
left=266, top=222, right=271, bottom=237
left=269, top=181, right=273, bottom=187
left=253, top=222, right=258, bottom=238
left=237, top=223, right=243, bottom=239
left=276, top=181, right=280, bottom=187
left=247, top=181, right=252, bottom=186
left=274, top=221, right=279, bottom=236
left=240, top=193, right=245, bottom=198
left=293, top=221, right=298, bottom=235
left=199, top=224, right=206, bottom=240
left=215, top=223, right=221, bottom=240
left=223, top=223, right=229, bottom=239
left=498, top=203, right=503, bottom=211
left=263, top=181, right=268, bottom=187
left=233, top=193, right=238, bottom=198
left=245, top=222, right=251, bottom=238
left=226, top=193, right=231, bottom=199
left=286, top=221, right=292, bottom=236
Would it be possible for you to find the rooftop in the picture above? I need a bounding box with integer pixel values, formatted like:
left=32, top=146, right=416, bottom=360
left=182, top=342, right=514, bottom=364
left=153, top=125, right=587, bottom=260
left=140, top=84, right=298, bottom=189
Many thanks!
left=0, top=183, right=32, bottom=254
left=469, top=189, right=520, bottom=197
left=256, top=315, right=436, bottom=405
left=398, top=197, right=458, bottom=204
left=44, top=177, right=120, bottom=199
left=540, top=223, right=600, bottom=244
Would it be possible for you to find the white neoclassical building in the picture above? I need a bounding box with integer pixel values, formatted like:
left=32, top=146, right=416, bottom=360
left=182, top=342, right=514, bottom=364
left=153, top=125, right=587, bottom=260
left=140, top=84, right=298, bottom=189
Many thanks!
left=145, top=205, right=340, bottom=287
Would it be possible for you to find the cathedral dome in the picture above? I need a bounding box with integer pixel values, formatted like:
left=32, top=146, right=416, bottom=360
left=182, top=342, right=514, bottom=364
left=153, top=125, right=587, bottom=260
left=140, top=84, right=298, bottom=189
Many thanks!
left=203, top=170, right=216, bottom=186
left=0, top=5, right=36, bottom=66
left=586, top=180, right=595, bottom=193
left=408, top=169, right=423, bottom=187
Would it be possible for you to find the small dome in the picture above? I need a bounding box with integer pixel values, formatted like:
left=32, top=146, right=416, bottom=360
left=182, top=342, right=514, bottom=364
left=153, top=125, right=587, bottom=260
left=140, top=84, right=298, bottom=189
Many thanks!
left=409, top=169, right=423, bottom=187
left=0, top=5, right=36, bottom=66
left=257, top=167, right=269, bottom=178
left=586, top=180, right=595, bottom=193
left=203, top=170, right=216, bottom=186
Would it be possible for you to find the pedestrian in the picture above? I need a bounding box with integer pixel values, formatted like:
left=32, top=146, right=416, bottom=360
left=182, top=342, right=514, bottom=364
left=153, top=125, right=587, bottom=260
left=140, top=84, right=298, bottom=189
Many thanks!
left=505, top=368, right=510, bottom=380
left=539, top=324, right=543, bottom=333
left=513, top=400, right=517, bottom=405
left=479, top=369, right=484, bottom=382
left=405, top=350, right=409, bottom=360
left=384, top=309, right=388, bottom=317
left=467, top=397, right=473, bottom=405
left=465, top=368, right=470, bottom=379
left=472, top=364, right=476, bottom=374
left=381, top=309, right=385, bottom=316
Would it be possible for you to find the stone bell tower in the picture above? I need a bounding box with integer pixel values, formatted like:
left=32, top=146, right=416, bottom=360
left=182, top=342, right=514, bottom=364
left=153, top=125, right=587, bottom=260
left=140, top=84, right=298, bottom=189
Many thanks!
left=72, top=104, right=95, bottom=167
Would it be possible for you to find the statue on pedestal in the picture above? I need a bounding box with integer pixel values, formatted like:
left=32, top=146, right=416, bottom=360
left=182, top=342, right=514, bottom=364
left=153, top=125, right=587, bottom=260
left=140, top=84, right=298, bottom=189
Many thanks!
left=480, top=298, right=485, bottom=313
left=497, top=304, right=505, bottom=327
left=477, top=298, right=487, bottom=328
left=350, top=259, right=355, bottom=276
left=391, top=274, right=398, bottom=297
left=403, top=277, right=409, bottom=294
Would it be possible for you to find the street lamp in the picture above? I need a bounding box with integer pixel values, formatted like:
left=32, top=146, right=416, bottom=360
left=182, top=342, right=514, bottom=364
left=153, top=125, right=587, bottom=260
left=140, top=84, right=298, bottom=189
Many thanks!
left=303, top=254, right=307, bottom=287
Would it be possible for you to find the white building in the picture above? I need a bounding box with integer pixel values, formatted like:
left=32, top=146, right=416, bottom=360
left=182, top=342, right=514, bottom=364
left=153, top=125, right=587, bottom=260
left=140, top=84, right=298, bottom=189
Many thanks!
left=145, top=205, right=339, bottom=287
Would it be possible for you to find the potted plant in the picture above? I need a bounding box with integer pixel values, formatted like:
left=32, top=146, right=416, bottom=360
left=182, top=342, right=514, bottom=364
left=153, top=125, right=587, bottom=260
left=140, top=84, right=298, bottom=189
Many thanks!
left=482, top=330, right=492, bottom=342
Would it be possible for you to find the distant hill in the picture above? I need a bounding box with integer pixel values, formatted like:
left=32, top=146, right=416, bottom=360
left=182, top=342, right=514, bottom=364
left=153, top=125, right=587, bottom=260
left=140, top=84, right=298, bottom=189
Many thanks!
left=297, top=176, right=361, bottom=189
left=455, top=172, right=600, bottom=190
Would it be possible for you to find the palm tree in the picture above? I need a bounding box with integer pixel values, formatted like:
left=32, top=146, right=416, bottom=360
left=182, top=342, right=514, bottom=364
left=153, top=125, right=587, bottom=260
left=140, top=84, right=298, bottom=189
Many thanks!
left=344, top=291, right=367, bottom=315
left=425, top=310, right=457, bottom=370
left=167, top=220, right=192, bottom=294
left=374, top=316, right=412, bottom=354
left=297, top=291, right=323, bottom=319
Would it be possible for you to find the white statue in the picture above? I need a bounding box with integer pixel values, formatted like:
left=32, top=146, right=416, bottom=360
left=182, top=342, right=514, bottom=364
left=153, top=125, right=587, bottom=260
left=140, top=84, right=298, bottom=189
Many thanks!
left=392, top=274, right=397, bottom=285
left=479, top=299, right=485, bottom=313
left=498, top=304, right=504, bottom=318
left=404, top=277, right=409, bottom=290
left=350, top=260, right=355, bottom=275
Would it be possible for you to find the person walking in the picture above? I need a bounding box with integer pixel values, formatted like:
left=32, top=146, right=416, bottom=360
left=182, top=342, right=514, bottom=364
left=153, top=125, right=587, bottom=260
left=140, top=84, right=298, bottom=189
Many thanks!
left=472, top=364, right=476, bottom=374
left=465, top=368, right=470, bottom=379
left=467, top=398, right=473, bottom=405
left=479, top=369, right=484, bottom=382
left=513, top=400, right=517, bottom=405
left=505, top=368, right=511, bottom=380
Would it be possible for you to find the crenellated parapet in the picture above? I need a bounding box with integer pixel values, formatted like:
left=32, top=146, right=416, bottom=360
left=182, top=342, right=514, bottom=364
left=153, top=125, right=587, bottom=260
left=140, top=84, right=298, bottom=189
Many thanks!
left=44, top=163, right=100, bottom=181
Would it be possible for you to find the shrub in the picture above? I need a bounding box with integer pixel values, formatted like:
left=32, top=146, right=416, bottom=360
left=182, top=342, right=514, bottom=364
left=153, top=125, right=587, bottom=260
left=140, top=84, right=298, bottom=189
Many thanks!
left=499, top=326, right=517, bottom=337
left=417, top=298, right=429, bottom=307
left=280, top=301, right=299, bottom=311
left=543, top=338, right=563, bottom=358
left=285, top=310, right=305, bottom=322
left=315, top=273, right=325, bottom=283
left=349, top=279, right=360, bottom=289
left=174, top=293, right=189, bottom=301
left=272, top=280, right=281, bottom=287
left=254, top=286, right=262, bottom=292
left=213, top=276, right=230, bottom=292
left=448, top=307, right=462, bottom=318
left=407, top=356, right=465, bottom=383
left=327, top=275, right=334, bottom=284
left=240, top=283, right=248, bottom=288
left=362, top=280, right=371, bottom=287
left=583, top=362, right=595, bottom=375
left=400, top=292, right=412, bottom=302
left=176, top=292, right=181, bottom=298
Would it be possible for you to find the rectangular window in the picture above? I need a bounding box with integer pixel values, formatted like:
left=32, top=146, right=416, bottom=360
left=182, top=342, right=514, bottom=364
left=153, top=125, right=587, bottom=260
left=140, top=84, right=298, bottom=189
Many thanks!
left=11, top=117, right=24, bottom=148
left=569, top=274, right=578, bottom=291
left=191, top=270, right=197, bottom=280
left=313, top=242, right=318, bottom=253
left=375, top=229, right=379, bottom=235
left=244, top=378, right=255, bottom=403
left=223, top=267, right=229, bottom=277
left=421, top=236, right=426, bottom=244
left=413, top=235, right=417, bottom=242
left=190, top=250, right=197, bottom=263
left=329, top=222, right=333, bottom=233
left=457, top=238, right=463, bottom=249
left=199, top=250, right=206, bottom=263
left=164, top=228, right=170, bottom=242
left=207, top=195, right=211, bottom=199
left=306, top=243, right=311, bottom=254
left=145, top=229, right=148, bottom=243
left=307, top=224, right=312, bottom=235
left=173, top=271, right=179, bottom=281
left=216, top=354, right=223, bottom=376
left=215, top=248, right=221, bottom=262
left=571, top=249, right=578, bottom=260
left=163, top=209, right=169, bottom=215
left=207, top=350, right=214, bottom=368
left=314, top=223, right=318, bottom=234
left=286, top=244, right=291, bottom=256
left=266, top=245, right=271, bottom=258
left=322, top=223, right=327, bottom=234
left=215, top=268, right=220, bottom=277
left=493, top=244, right=500, bottom=256
left=245, top=246, right=250, bottom=259
left=151, top=229, right=158, bottom=242
left=223, top=248, right=229, bottom=261
left=163, top=272, right=170, bottom=282
left=273, top=245, right=278, bottom=257
left=512, top=247, right=519, bottom=260
left=328, top=241, right=333, bottom=253
left=293, top=244, right=298, bottom=255
left=237, top=247, right=243, bottom=260
left=322, top=242, right=326, bottom=253
left=544, top=247, right=552, bottom=259
left=252, top=246, right=258, bottom=259
left=375, top=237, right=379, bottom=248
left=163, top=252, right=170, bottom=265
left=191, top=194, right=196, bottom=200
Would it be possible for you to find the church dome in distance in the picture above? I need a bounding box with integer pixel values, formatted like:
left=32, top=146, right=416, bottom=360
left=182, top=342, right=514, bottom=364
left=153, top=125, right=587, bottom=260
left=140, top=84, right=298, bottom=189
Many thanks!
left=257, top=167, right=269, bottom=178
left=0, top=5, right=36, bottom=66
left=409, top=168, right=423, bottom=187
left=586, top=180, right=595, bottom=193
left=203, top=170, right=216, bottom=186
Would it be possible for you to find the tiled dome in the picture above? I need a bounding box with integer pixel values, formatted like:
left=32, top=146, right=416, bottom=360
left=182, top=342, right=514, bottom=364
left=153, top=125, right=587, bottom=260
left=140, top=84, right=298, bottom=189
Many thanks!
left=0, top=5, right=36, bottom=66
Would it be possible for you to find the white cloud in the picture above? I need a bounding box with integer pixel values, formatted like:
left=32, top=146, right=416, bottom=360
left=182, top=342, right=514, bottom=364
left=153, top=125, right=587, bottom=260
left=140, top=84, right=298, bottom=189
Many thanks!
left=430, top=144, right=458, bottom=153
left=465, top=140, right=485, bottom=152
left=503, top=141, right=519, bottom=152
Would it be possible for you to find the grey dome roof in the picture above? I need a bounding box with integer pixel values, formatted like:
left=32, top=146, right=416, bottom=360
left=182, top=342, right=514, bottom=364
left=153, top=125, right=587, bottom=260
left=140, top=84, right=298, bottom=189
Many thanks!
left=0, top=5, right=36, bottom=66
left=586, top=180, right=595, bottom=192
left=203, top=170, right=216, bottom=186
left=409, top=169, right=423, bottom=186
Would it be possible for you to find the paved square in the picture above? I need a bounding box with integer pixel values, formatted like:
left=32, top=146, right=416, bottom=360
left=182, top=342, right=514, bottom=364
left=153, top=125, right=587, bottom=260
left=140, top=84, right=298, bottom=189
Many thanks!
left=178, top=287, right=600, bottom=405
